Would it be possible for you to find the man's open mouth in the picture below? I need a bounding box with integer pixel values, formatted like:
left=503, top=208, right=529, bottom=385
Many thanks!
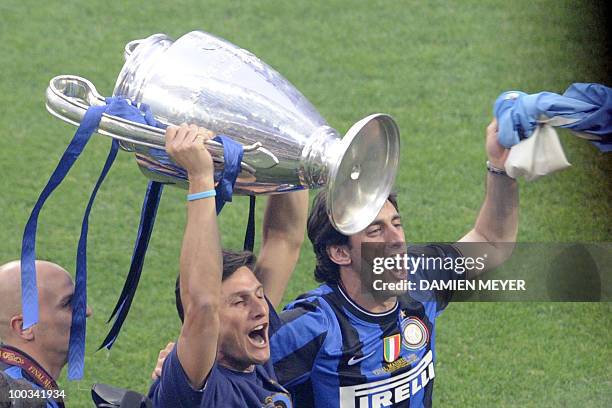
left=247, top=323, right=268, bottom=347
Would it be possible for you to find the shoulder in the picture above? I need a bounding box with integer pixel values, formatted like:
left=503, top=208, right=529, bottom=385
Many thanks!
left=1, top=366, right=40, bottom=391
left=280, top=284, right=336, bottom=325
left=284, top=284, right=335, bottom=312
left=1, top=365, right=25, bottom=380
left=271, top=285, right=336, bottom=359
left=0, top=369, right=47, bottom=407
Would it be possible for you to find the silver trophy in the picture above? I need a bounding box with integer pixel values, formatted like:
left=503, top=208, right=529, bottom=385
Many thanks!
left=45, top=31, right=400, bottom=234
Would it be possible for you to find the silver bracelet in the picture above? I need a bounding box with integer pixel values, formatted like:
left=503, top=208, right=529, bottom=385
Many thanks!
left=486, top=160, right=507, bottom=176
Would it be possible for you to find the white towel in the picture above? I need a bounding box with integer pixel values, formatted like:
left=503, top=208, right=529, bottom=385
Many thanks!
left=504, top=116, right=578, bottom=181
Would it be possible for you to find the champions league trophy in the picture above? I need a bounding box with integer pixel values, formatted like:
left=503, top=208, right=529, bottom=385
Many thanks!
left=45, top=31, right=400, bottom=234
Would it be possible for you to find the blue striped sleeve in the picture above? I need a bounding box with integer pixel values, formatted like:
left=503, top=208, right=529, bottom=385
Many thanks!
left=270, top=297, right=329, bottom=388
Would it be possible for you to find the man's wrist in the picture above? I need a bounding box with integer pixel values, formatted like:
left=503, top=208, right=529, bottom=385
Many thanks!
left=487, top=158, right=505, bottom=170
left=188, top=174, right=215, bottom=193
left=486, top=160, right=509, bottom=176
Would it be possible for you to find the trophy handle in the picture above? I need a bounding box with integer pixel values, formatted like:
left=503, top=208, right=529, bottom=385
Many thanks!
left=123, top=39, right=142, bottom=60
left=45, top=75, right=279, bottom=173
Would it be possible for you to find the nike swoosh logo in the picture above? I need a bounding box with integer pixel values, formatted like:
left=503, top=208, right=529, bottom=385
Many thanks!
left=347, top=351, right=376, bottom=366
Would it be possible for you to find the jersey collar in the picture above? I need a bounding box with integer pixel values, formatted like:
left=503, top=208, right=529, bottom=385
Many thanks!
left=333, top=283, right=399, bottom=324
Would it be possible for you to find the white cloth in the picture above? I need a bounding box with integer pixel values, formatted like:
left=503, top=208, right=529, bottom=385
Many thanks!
left=504, top=116, right=577, bottom=181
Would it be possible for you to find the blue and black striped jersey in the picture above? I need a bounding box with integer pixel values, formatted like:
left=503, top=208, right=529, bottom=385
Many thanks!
left=271, top=244, right=460, bottom=408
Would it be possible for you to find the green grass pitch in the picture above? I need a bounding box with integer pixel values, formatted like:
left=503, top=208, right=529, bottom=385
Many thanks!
left=0, top=1, right=610, bottom=406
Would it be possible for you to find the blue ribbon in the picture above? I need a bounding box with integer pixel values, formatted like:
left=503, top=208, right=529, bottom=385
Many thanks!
left=68, top=138, right=119, bottom=379
left=99, top=180, right=163, bottom=350
left=213, top=135, right=244, bottom=213
left=243, top=196, right=256, bottom=251
left=494, top=83, right=612, bottom=152
left=21, top=97, right=162, bottom=380
left=21, top=104, right=109, bottom=331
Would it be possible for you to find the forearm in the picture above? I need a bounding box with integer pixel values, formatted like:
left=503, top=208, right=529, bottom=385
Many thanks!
left=258, top=240, right=302, bottom=307
left=180, top=176, right=222, bottom=313
left=258, top=189, right=308, bottom=307
left=456, top=119, right=518, bottom=272
left=472, top=172, right=518, bottom=243
left=262, top=190, right=308, bottom=247
left=457, top=172, right=518, bottom=271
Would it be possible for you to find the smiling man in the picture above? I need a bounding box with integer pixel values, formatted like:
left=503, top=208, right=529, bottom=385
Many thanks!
left=148, top=124, right=306, bottom=408
left=270, top=119, right=519, bottom=408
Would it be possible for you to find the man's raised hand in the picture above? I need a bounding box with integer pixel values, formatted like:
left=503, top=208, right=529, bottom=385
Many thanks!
left=485, top=118, right=510, bottom=169
left=165, top=123, right=215, bottom=183
left=151, top=342, right=175, bottom=380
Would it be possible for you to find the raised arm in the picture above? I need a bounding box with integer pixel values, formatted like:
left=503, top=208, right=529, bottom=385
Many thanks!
left=455, top=119, right=519, bottom=273
left=256, top=190, right=308, bottom=308
left=167, top=124, right=222, bottom=388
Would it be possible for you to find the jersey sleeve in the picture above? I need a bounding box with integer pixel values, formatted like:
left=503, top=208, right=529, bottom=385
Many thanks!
left=408, top=243, right=463, bottom=315
left=270, top=297, right=329, bottom=388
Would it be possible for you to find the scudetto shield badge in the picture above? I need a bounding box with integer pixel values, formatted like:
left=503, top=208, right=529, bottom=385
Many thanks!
left=383, top=334, right=401, bottom=363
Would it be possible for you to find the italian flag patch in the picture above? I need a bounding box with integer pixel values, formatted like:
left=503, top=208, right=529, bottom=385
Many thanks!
left=383, top=334, right=401, bottom=363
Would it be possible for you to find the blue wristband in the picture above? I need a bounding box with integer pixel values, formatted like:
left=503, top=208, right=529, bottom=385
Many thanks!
left=187, top=189, right=216, bottom=201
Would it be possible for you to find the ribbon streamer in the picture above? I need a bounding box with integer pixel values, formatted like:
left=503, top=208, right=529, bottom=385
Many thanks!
left=22, top=98, right=164, bottom=379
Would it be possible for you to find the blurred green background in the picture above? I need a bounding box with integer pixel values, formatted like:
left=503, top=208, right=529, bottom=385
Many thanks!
left=0, top=0, right=610, bottom=406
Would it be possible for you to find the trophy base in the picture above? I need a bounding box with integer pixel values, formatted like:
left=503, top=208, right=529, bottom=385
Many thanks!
left=327, top=114, right=400, bottom=235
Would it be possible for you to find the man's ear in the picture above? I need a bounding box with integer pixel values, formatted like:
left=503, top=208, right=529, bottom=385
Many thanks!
left=327, top=244, right=352, bottom=266
left=10, top=315, right=34, bottom=341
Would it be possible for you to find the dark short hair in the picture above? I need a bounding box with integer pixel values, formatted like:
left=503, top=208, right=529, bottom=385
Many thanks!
left=307, top=191, right=399, bottom=285
left=175, top=250, right=257, bottom=323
